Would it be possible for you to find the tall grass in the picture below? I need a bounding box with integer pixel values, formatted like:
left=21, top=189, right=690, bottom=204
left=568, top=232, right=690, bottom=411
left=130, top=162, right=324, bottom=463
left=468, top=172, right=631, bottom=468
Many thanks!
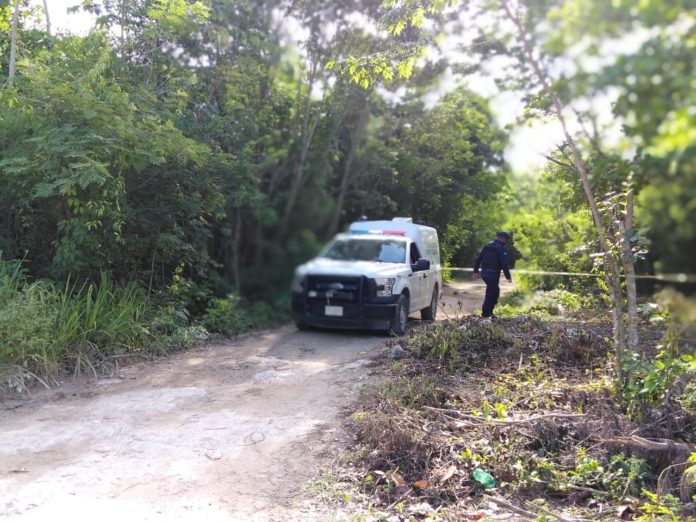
left=0, top=258, right=185, bottom=390
left=0, top=259, right=62, bottom=381
left=55, top=274, right=152, bottom=376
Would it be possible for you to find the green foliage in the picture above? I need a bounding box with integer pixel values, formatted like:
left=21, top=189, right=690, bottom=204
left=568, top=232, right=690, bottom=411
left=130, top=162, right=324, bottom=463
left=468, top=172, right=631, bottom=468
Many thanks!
left=201, top=294, right=251, bottom=336
left=569, top=450, right=651, bottom=499
left=543, top=1, right=696, bottom=275
left=496, top=288, right=595, bottom=318
left=0, top=262, right=63, bottom=378
left=0, top=256, right=212, bottom=387
left=502, top=172, right=596, bottom=293
left=636, top=490, right=683, bottom=522
left=0, top=32, right=214, bottom=280
left=201, top=293, right=291, bottom=336
left=148, top=306, right=209, bottom=355
left=246, top=297, right=290, bottom=328
left=56, top=274, right=151, bottom=364
left=621, top=351, right=695, bottom=412
left=512, top=449, right=651, bottom=502
left=343, top=88, right=507, bottom=266
left=413, top=320, right=509, bottom=370
left=618, top=291, right=696, bottom=417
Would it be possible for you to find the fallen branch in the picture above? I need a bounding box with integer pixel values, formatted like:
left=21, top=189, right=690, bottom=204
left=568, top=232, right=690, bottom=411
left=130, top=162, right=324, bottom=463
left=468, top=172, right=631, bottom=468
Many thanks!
left=564, top=483, right=610, bottom=497
left=484, top=494, right=590, bottom=522
left=424, top=406, right=586, bottom=425
left=483, top=495, right=538, bottom=520
left=601, top=435, right=696, bottom=454
left=523, top=498, right=592, bottom=522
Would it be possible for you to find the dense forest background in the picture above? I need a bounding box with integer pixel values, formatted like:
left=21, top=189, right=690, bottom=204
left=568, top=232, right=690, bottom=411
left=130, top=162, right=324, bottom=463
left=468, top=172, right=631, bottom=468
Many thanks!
left=0, top=0, right=510, bottom=304
left=0, top=0, right=694, bottom=373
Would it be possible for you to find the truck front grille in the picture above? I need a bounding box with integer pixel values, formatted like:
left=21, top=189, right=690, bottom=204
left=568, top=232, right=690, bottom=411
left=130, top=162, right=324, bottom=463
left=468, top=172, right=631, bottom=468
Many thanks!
left=305, top=276, right=364, bottom=318
left=305, top=276, right=363, bottom=303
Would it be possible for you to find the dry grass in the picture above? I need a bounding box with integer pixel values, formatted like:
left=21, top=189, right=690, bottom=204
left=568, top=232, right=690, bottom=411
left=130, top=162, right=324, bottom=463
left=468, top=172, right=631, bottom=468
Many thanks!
left=327, top=315, right=696, bottom=521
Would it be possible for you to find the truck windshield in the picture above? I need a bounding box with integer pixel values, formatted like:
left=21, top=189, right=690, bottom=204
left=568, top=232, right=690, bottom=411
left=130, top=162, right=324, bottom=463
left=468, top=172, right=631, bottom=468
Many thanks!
left=320, top=237, right=407, bottom=263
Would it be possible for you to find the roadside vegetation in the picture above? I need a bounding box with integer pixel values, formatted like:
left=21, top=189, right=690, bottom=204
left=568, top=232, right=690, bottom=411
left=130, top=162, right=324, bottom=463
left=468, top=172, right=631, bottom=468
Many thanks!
left=0, top=256, right=285, bottom=392
left=317, top=290, right=696, bottom=521
left=1, top=1, right=510, bottom=391
left=0, top=0, right=692, bottom=420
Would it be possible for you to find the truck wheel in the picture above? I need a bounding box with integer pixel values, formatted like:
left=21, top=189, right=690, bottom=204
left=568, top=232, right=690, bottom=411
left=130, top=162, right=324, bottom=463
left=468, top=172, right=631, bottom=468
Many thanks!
left=421, top=285, right=438, bottom=321
left=294, top=317, right=310, bottom=331
left=391, top=294, right=409, bottom=336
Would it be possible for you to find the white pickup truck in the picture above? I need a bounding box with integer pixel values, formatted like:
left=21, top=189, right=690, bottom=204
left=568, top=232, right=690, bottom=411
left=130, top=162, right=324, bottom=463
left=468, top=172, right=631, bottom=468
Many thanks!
left=291, top=218, right=443, bottom=335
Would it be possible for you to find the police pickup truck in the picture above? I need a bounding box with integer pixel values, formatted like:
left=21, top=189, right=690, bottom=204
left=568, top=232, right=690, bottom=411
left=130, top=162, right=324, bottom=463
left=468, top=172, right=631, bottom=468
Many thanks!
left=291, top=218, right=442, bottom=335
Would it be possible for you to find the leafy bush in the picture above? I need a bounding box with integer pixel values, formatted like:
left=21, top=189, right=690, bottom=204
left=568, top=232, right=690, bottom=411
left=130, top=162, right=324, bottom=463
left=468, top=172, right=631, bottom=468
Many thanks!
left=0, top=279, right=62, bottom=378
left=0, top=257, right=215, bottom=389
left=201, top=294, right=290, bottom=335
left=619, top=291, right=696, bottom=418
left=496, top=287, right=595, bottom=317
left=247, top=296, right=291, bottom=327
left=148, top=305, right=209, bottom=354
left=568, top=450, right=651, bottom=499
left=201, top=294, right=251, bottom=335
left=412, top=320, right=509, bottom=370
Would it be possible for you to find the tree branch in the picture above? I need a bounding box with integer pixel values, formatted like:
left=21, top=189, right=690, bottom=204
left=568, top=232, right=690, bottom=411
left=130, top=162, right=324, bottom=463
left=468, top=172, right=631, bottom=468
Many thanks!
left=544, top=155, right=575, bottom=170
left=484, top=495, right=590, bottom=522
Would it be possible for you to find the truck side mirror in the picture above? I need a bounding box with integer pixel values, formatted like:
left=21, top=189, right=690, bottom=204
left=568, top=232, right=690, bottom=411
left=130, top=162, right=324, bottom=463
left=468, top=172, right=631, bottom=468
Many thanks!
left=413, top=258, right=430, bottom=272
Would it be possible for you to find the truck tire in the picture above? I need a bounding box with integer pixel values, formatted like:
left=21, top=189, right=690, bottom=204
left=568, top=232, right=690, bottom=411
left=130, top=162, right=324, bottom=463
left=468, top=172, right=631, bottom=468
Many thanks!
left=391, top=294, right=409, bottom=336
left=421, top=285, right=438, bottom=321
left=294, top=317, right=311, bottom=331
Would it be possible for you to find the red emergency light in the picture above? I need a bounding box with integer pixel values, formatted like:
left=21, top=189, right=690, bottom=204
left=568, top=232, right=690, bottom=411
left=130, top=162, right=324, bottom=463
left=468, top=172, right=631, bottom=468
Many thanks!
left=350, top=229, right=407, bottom=236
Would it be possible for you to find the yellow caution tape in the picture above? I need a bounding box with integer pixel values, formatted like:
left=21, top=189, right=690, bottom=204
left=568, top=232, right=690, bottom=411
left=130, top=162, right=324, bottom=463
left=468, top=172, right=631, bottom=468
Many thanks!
left=447, top=267, right=696, bottom=283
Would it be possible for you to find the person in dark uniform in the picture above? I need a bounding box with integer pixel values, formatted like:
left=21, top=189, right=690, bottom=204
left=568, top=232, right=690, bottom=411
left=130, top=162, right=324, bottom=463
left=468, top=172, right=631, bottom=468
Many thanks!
left=473, top=231, right=512, bottom=318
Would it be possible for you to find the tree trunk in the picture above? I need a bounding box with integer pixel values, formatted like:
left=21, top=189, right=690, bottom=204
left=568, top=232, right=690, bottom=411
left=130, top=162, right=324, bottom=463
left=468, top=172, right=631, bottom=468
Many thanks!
left=222, top=204, right=243, bottom=292
left=42, top=0, right=51, bottom=36
left=618, top=190, right=640, bottom=351
left=8, top=0, right=20, bottom=86
left=120, top=0, right=125, bottom=48
left=277, top=59, right=320, bottom=238
left=278, top=112, right=319, bottom=236
left=326, top=99, right=370, bottom=238
left=232, top=207, right=242, bottom=293
left=500, top=0, right=629, bottom=372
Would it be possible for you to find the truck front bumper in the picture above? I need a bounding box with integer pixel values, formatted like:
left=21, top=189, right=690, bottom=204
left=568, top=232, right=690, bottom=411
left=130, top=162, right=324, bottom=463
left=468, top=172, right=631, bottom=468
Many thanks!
left=291, top=293, right=397, bottom=331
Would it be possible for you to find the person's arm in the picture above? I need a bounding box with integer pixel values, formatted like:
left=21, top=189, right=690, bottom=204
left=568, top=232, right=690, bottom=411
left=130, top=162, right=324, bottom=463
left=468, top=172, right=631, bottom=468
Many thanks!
left=499, top=246, right=511, bottom=281
left=473, top=249, right=483, bottom=279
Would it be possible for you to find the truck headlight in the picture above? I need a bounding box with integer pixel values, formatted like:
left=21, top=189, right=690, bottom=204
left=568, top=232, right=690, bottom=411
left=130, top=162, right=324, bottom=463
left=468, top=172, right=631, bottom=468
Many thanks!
left=291, top=274, right=305, bottom=293
left=374, top=277, right=396, bottom=297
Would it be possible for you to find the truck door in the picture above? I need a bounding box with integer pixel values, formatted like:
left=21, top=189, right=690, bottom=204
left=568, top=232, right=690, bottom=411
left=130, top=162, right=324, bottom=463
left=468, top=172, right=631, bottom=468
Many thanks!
left=409, top=242, right=427, bottom=311
left=421, top=229, right=440, bottom=297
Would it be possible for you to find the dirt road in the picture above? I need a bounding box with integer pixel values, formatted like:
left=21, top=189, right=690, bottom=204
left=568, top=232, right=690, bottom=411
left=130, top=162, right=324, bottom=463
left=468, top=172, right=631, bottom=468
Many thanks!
left=0, top=280, right=505, bottom=521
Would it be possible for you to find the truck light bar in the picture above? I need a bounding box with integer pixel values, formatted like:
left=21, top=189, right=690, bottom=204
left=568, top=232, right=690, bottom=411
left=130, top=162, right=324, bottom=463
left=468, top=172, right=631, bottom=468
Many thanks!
left=350, top=229, right=407, bottom=236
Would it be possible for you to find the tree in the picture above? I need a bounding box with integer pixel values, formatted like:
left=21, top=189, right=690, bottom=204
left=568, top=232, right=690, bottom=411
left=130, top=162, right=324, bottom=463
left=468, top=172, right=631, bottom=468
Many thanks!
left=0, top=0, right=510, bottom=317
left=335, top=0, right=667, bottom=366
left=7, top=0, right=19, bottom=85
left=496, top=0, right=637, bottom=366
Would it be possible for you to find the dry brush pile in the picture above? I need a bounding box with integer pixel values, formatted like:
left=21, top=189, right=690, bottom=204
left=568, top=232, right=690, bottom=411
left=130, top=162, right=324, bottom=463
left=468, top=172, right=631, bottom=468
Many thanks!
left=327, top=315, right=696, bottom=521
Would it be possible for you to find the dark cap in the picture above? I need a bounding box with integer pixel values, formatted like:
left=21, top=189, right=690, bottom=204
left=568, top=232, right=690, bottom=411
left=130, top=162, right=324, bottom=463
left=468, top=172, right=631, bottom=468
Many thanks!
left=496, top=231, right=511, bottom=240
